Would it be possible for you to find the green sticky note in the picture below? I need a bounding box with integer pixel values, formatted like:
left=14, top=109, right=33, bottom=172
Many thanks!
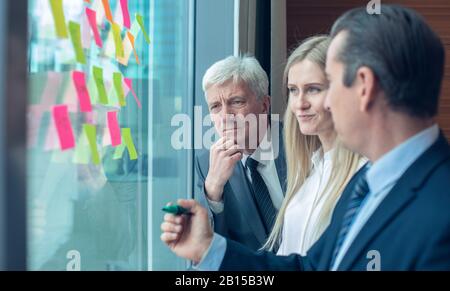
left=72, top=131, right=90, bottom=165
left=49, top=0, right=68, bottom=38
left=136, top=14, right=151, bottom=44
left=113, top=72, right=126, bottom=106
left=84, top=124, right=100, bottom=165
left=113, top=143, right=126, bottom=160
left=68, top=21, right=86, bottom=64
left=122, top=128, right=138, bottom=160
left=93, top=66, right=109, bottom=105
left=111, top=22, right=125, bottom=58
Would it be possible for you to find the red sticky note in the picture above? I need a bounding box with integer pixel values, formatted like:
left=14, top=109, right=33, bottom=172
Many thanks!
left=52, top=105, right=76, bottom=150
left=107, top=111, right=122, bottom=146
left=86, top=8, right=103, bottom=48
left=120, top=0, right=131, bottom=29
left=72, top=71, right=93, bottom=112
left=124, top=78, right=142, bottom=109
left=102, top=0, right=113, bottom=23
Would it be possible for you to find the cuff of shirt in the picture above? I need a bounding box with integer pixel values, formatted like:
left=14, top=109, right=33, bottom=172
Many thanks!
left=206, top=197, right=224, bottom=214
left=192, top=233, right=227, bottom=271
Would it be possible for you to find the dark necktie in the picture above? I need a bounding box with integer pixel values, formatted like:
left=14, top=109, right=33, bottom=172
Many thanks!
left=330, top=167, right=370, bottom=269
left=245, top=157, right=277, bottom=234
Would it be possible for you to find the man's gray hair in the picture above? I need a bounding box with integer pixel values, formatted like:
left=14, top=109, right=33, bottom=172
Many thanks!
left=202, top=55, right=269, bottom=100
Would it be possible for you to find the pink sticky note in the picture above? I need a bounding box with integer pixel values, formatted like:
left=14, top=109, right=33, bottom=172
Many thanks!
left=81, top=11, right=92, bottom=49
left=52, top=105, right=76, bottom=150
left=120, top=0, right=131, bottom=29
left=86, top=8, right=103, bottom=48
left=107, top=111, right=122, bottom=146
left=72, top=71, right=93, bottom=112
left=124, top=78, right=142, bottom=109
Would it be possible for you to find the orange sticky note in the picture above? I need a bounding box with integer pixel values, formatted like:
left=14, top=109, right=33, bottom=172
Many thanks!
left=102, top=0, right=113, bottom=23
left=107, top=111, right=121, bottom=146
left=72, top=71, right=92, bottom=112
left=86, top=8, right=103, bottom=48
left=124, top=78, right=142, bottom=109
left=127, top=31, right=140, bottom=65
left=52, top=105, right=76, bottom=150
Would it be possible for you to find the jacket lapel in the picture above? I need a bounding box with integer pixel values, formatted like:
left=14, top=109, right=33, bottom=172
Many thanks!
left=228, top=161, right=267, bottom=245
left=338, top=134, right=450, bottom=270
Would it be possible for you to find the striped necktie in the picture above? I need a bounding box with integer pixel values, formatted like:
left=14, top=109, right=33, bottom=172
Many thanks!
left=330, top=167, right=370, bottom=269
left=245, top=157, right=277, bottom=234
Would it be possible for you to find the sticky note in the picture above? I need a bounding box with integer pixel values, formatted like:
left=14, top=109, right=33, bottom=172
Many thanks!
left=113, top=143, right=126, bottom=160
left=68, top=21, right=86, bottom=64
left=81, top=12, right=92, bottom=49
left=122, top=128, right=138, bottom=160
left=111, top=22, right=125, bottom=59
left=72, top=71, right=92, bottom=112
left=49, top=0, right=68, bottom=38
left=102, top=0, right=113, bottom=23
left=86, top=8, right=103, bottom=48
left=124, top=78, right=142, bottom=109
left=73, top=131, right=90, bottom=164
left=120, top=0, right=131, bottom=29
left=136, top=14, right=151, bottom=44
left=93, top=66, right=109, bottom=105
left=84, top=124, right=100, bottom=165
left=52, top=105, right=76, bottom=150
left=127, top=31, right=140, bottom=65
left=113, top=72, right=126, bottom=106
left=84, top=0, right=92, bottom=3
left=107, top=111, right=122, bottom=146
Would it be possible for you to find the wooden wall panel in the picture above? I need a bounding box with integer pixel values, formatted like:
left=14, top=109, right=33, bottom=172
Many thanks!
left=286, top=0, right=450, bottom=140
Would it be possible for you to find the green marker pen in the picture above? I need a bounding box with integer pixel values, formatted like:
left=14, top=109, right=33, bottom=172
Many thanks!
left=162, top=204, right=191, bottom=215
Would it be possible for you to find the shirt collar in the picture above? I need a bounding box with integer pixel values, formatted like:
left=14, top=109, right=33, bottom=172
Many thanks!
left=366, top=124, right=439, bottom=196
left=311, top=147, right=334, bottom=169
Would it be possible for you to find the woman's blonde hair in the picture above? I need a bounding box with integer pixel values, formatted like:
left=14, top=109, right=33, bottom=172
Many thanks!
left=262, top=35, right=363, bottom=252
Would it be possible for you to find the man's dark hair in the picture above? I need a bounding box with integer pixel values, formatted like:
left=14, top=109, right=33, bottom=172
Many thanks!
left=330, top=4, right=445, bottom=118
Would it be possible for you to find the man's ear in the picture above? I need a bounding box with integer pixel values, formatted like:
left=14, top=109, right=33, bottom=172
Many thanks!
left=261, top=95, right=271, bottom=114
left=356, top=67, right=377, bottom=112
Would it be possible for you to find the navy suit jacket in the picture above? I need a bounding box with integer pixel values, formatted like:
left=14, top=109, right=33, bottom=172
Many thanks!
left=195, top=123, right=287, bottom=251
left=220, top=133, right=450, bottom=270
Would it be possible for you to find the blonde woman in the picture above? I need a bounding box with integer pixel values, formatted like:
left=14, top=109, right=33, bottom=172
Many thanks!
left=262, top=35, right=365, bottom=255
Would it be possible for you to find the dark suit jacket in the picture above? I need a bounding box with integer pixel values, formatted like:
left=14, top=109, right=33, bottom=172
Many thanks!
left=195, top=123, right=287, bottom=251
left=220, top=133, right=450, bottom=270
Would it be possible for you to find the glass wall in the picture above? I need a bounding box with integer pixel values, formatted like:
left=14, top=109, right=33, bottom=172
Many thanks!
left=27, top=0, right=192, bottom=270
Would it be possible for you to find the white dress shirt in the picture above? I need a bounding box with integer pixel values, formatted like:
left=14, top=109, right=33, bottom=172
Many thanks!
left=207, top=128, right=284, bottom=213
left=277, top=149, right=334, bottom=256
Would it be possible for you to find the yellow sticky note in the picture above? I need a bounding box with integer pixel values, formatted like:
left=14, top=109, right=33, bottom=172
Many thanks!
left=136, top=14, right=151, bottom=45
left=84, top=124, right=100, bottom=165
left=72, top=130, right=90, bottom=165
left=113, top=72, right=126, bottom=106
left=68, top=21, right=86, bottom=64
left=93, top=66, right=109, bottom=105
left=122, top=128, right=137, bottom=160
left=49, top=0, right=68, bottom=38
left=111, top=22, right=124, bottom=59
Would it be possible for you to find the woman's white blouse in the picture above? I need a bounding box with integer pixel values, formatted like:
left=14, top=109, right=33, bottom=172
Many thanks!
left=277, top=149, right=335, bottom=256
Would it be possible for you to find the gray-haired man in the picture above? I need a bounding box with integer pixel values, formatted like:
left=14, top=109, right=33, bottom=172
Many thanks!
left=195, top=55, right=286, bottom=250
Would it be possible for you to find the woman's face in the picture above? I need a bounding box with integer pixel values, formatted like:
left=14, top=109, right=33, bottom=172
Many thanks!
left=287, top=60, right=334, bottom=136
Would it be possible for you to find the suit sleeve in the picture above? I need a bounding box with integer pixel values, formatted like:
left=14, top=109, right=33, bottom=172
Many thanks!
left=194, top=155, right=229, bottom=236
left=219, top=238, right=314, bottom=271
